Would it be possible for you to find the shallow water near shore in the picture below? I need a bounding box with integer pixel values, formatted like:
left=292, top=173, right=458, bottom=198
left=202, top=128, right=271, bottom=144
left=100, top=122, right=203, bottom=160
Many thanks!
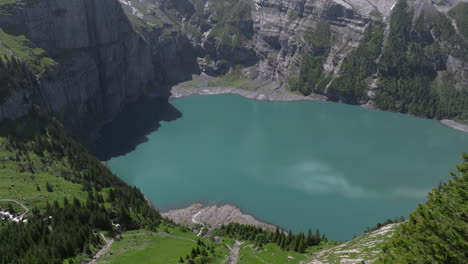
left=106, top=94, right=468, bottom=240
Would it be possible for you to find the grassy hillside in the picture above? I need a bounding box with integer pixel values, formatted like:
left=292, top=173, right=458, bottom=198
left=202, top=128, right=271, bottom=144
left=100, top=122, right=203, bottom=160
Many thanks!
left=238, top=242, right=311, bottom=264
left=0, top=104, right=161, bottom=263
left=96, top=225, right=229, bottom=264
left=0, top=27, right=56, bottom=76
left=305, top=224, right=399, bottom=264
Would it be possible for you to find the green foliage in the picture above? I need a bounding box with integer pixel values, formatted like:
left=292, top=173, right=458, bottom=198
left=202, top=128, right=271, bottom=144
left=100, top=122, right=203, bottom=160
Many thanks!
left=290, top=54, right=328, bottom=95
left=98, top=226, right=228, bottom=264
left=289, top=21, right=332, bottom=95
left=208, top=65, right=253, bottom=89
left=0, top=198, right=109, bottom=264
left=378, top=154, right=468, bottom=263
left=0, top=56, right=37, bottom=102
left=0, top=110, right=162, bottom=263
left=212, top=223, right=327, bottom=253
left=0, top=27, right=57, bottom=76
left=304, top=20, right=331, bottom=54
left=375, top=0, right=468, bottom=121
left=204, top=0, right=252, bottom=48
left=327, top=22, right=384, bottom=103
left=184, top=238, right=221, bottom=264
left=0, top=0, right=16, bottom=15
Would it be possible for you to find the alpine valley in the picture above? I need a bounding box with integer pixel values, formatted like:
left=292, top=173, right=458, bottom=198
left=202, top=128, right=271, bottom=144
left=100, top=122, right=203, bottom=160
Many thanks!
left=0, top=0, right=467, bottom=264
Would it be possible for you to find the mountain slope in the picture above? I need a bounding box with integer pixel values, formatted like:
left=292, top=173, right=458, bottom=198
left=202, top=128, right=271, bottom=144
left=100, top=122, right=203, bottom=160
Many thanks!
left=376, top=154, right=468, bottom=263
left=124, top=0, right=468, bottom=122
left=0, top=0, right=467, bottom=146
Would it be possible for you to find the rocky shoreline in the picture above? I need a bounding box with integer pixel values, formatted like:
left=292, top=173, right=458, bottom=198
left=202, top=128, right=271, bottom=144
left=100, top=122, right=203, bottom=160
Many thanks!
left=169, top=77, right=468, bottom=134
left=162, top=203, right=277, bottom=232
left=169, top=73, right=326, bottom=102
left=170, top=85, right=326, bottom=102
left=439, top=119, right=468, bottom=133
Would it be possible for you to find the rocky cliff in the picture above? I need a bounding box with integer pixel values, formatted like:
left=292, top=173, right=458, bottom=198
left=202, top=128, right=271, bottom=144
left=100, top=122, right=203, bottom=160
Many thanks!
left=116, top=0, right=468, bottom=120
left=0, top=0, right=467, bottom=143
left=0, top=0, right=155, bottom=142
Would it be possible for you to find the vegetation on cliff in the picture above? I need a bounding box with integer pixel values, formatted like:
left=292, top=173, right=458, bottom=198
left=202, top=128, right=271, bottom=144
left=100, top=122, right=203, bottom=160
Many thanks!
left=0, top=56, right=37, bottom=102
left=375, top=0, right=468, bottom=121
left=377, top=154, right=468, bottom=264
left=0, top=27, right=56, bottom=77
left=289, top=20, right=331, bottom=95
left=290, top=0, right=468, bottom=122
left=327, top=22, right=384, bottom=103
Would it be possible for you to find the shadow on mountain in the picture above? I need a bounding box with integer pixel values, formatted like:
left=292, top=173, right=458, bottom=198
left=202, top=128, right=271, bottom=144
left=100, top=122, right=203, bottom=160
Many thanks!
left=95, top=96, right=182, bottom=161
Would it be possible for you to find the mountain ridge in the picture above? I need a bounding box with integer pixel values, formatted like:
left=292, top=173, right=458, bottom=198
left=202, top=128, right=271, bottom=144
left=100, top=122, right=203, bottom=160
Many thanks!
left=0, top=0, right=467, bottom=147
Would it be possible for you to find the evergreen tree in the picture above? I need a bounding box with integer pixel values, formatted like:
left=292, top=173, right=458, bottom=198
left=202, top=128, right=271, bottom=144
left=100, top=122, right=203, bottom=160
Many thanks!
left=299, top=237, right=306, bottom=253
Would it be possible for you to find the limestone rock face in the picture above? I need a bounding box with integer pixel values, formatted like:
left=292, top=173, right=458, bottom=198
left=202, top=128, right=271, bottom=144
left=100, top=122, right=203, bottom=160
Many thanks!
left=250, top=0, right=382, bottom=81
left=0, top=0, right=467, bottom=140
left=0, top=0, right=155, bottom=141
left=140, top=0, right=467, bottom=106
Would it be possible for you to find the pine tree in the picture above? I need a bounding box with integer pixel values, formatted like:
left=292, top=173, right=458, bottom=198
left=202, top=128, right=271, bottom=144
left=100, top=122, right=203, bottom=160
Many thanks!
left=273, top=226, right=280, bottom=242
left=307, top=228, right=313, bottom=246
left=294, top=236, right=300, bottom=252
left=314, top=229, right=321, bottom=244
left=299, top=237, right=306, bottom=253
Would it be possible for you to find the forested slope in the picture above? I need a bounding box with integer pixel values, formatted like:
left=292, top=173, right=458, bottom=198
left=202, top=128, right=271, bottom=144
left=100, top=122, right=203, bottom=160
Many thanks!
left=0, top=108, right=161, bottom=263
left=377, top=154, right=468, bottom=263
left=0, top=59, right=161, bottom=263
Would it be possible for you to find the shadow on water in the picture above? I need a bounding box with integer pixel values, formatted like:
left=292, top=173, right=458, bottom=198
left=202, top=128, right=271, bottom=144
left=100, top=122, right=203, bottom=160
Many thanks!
left=95, top=96, right=182, bottom=161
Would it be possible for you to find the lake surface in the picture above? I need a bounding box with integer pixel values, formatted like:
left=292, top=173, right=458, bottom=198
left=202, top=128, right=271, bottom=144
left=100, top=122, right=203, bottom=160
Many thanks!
left=106, top=94, right=468, bottom=240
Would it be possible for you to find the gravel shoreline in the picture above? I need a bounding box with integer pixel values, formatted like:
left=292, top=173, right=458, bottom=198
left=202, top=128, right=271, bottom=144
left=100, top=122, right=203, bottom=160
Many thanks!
left=162, top=203, right=277, bottom=232
left=170, top=85, right=326, bottom=102
left=439, top=119, right=468, bottom=133
left=170, top=85, right=468, bottom=134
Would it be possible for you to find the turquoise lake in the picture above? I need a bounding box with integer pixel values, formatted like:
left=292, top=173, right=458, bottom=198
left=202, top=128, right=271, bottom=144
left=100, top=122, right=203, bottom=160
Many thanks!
left=106, top=94, right=468, bottom=240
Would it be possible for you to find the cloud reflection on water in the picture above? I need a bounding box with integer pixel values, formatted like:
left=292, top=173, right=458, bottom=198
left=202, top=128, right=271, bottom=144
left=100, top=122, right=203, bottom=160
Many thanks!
left=283, top=161, right=429, bottom=199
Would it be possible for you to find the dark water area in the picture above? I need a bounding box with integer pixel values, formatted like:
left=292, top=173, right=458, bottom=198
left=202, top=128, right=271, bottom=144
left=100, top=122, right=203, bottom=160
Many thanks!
left=95, top=96, right=182, bottom=161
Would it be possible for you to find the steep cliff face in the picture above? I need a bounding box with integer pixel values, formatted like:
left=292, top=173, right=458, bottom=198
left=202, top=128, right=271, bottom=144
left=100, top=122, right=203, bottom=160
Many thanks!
left=0, top=0, right=156, bottom=141
left=130, top=0, right=394, bottom=80
left=134, top=0, right=467, bottom=121
left=0, top=0, right=467, bottom=142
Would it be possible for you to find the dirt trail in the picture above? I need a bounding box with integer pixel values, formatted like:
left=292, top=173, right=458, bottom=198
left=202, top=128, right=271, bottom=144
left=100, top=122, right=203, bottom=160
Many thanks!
left=88, top=234, right=114, bottom=264
left=226, top=240, right=243, bottom=264
left=0, top=199, right=29, bottom=219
